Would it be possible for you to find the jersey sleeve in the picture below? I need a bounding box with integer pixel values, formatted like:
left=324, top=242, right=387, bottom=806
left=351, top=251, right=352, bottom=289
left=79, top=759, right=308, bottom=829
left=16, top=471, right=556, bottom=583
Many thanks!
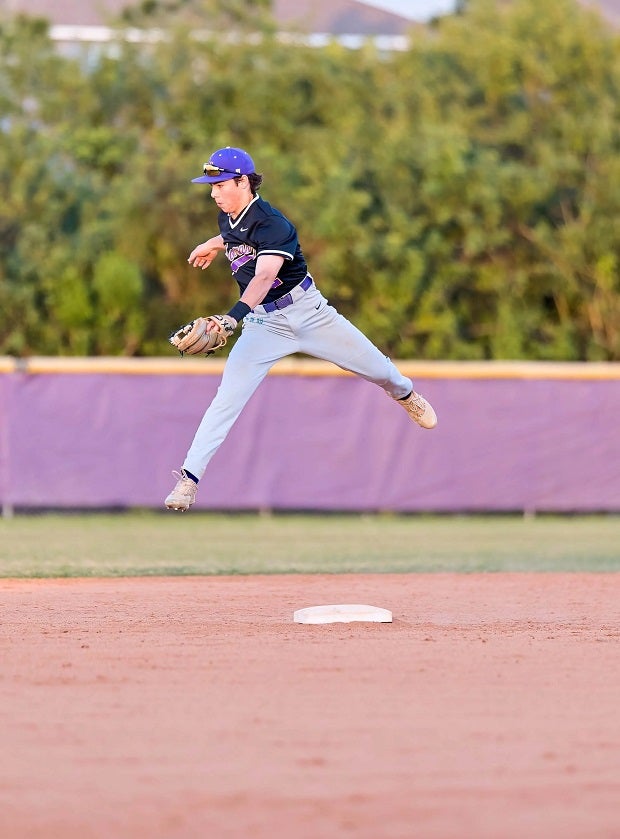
left=254, top=215, right=298, bottom=262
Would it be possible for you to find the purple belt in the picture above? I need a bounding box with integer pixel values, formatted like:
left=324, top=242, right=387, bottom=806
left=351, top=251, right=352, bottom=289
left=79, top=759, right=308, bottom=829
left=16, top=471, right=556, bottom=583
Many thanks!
left=260, top=275, right=313, bottom=313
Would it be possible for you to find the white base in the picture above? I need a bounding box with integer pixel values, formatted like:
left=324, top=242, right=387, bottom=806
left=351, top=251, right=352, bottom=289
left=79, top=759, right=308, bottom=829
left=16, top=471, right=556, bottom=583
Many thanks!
left=293, top=604, right=393, bottom=624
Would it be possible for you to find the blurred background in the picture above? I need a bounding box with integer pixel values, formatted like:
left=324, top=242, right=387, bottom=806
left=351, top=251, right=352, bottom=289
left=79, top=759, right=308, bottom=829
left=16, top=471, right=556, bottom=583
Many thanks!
left=0, top=0, right=619, bottom=515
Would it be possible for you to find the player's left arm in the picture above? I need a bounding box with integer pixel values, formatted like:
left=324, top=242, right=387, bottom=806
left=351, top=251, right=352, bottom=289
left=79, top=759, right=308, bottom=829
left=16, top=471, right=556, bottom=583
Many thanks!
left=213, top=216, right=294, bottom=328
left=203, top=254, right=286, bottom=335
left=238, top=254, right=285, bottom=310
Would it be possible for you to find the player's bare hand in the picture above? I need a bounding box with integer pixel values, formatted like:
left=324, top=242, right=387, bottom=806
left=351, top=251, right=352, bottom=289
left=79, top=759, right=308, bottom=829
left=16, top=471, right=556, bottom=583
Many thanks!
left=188, top=236, right=225, bottom=270
left=188, top=244, right=216, bottom=270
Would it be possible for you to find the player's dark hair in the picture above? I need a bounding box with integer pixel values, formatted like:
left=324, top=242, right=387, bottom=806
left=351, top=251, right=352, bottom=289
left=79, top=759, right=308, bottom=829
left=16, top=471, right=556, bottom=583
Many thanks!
left=236, top=173, right=263, bottom=194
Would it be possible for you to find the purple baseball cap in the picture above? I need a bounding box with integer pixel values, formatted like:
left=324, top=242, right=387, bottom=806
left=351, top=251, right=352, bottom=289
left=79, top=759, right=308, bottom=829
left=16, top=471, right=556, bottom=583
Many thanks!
left=191, top=147, right=256, bottom=183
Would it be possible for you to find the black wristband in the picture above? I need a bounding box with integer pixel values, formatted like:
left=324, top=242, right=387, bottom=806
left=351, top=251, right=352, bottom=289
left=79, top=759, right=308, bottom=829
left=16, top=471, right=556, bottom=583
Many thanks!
left=226, top=301, right=252, bottom=323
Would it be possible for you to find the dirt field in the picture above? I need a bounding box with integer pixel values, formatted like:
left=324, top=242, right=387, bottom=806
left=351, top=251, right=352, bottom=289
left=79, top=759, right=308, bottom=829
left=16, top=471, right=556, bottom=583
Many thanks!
left=1, top=574, right=619, bottom=839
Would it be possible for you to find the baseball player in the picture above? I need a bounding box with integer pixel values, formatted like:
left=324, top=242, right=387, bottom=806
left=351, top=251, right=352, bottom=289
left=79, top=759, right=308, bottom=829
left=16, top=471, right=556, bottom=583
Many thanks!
left=165, top=147, right=437, bottom=511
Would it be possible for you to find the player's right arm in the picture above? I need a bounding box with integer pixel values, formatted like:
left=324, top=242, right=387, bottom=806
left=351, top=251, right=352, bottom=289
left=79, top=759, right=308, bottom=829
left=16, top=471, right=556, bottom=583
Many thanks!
left=188, top=235, right=225, bottom=270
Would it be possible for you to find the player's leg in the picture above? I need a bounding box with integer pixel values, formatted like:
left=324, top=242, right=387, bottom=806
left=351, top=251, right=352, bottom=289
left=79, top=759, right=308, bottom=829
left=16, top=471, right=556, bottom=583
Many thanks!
left=165, top=319, right=297, bottom=509
left=292, top=286, right=437, bottom=429
left=293, top=286, right=408, bottom=393
left=184, top=320, right=296, bottom=478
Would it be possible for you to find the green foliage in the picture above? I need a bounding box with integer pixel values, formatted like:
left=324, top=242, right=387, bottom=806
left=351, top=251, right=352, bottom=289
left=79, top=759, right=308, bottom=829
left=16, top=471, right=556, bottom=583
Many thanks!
left=1, top=0, right=619, bottom=359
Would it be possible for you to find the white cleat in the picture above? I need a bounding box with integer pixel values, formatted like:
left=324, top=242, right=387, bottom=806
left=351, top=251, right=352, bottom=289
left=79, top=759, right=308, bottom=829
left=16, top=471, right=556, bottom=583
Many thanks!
left=165, top=470, right=198, bottom=511
left=396, top=390, right=437, bottom=429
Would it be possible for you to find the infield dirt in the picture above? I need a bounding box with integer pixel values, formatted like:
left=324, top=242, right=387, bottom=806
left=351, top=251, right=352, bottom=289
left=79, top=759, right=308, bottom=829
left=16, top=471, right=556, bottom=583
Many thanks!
left=1, top=574, right=619, bottom=839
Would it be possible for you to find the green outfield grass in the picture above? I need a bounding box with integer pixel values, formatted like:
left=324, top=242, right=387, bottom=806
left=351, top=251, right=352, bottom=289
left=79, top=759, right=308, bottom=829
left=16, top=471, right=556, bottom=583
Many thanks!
left=0, top=512, right=619, bottom=577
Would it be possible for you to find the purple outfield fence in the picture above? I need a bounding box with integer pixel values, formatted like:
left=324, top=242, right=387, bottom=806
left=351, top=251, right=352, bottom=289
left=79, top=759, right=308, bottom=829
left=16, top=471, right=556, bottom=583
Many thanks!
left=0, top=357, right=619, bottom=514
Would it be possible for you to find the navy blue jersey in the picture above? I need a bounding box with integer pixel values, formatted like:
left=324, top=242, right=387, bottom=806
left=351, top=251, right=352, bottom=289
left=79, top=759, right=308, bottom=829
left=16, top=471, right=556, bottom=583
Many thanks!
left=218, top=195, right=309, bottom=303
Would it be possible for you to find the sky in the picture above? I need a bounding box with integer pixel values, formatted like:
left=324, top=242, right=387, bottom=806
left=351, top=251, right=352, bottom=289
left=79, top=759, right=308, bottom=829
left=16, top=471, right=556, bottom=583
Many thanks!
left=359, top=0, right=458, bottom=20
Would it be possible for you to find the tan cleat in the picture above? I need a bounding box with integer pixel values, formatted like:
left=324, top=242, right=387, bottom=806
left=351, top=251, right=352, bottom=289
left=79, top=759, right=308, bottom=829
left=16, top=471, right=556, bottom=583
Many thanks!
left=165, top=470, right=198, bottom=511
left=396, top=390, right=437, bottom=429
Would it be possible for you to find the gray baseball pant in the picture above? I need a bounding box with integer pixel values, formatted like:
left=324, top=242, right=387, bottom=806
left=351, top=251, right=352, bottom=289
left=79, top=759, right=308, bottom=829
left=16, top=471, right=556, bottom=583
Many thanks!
left=183, top=282, right=412, bottom=479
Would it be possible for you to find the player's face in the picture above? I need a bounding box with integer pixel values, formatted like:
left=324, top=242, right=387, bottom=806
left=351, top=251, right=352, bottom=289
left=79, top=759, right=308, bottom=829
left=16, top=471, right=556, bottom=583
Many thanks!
left=210, top=177, right=251, bottom=217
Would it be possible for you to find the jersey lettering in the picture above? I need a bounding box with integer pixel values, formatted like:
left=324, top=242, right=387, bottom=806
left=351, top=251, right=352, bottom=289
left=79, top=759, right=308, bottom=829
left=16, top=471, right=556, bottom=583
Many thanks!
left=227, top=243, right=256, bottom=274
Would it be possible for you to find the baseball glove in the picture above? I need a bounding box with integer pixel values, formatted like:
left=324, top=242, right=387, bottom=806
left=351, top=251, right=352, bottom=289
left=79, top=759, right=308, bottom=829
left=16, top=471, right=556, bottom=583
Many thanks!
left=169, top=315, right=237, bottom=356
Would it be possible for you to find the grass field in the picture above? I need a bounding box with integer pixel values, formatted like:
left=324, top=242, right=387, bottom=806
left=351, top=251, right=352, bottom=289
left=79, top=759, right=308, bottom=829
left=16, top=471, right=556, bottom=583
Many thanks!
left=1, top=512, right=619, bottom=577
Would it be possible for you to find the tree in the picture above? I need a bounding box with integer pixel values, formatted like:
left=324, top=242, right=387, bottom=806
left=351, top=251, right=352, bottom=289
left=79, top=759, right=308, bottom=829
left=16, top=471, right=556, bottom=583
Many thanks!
left=1, top=0, right=619, bottom=359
